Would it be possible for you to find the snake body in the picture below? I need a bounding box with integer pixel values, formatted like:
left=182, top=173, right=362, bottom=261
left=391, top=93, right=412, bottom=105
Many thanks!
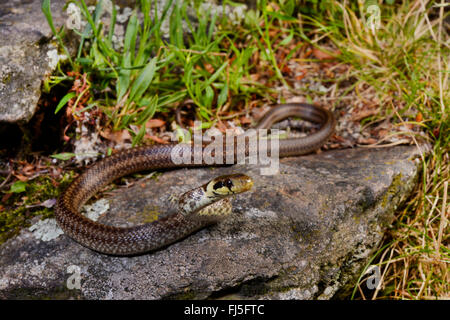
left=55, top=103, right=335, bottom=255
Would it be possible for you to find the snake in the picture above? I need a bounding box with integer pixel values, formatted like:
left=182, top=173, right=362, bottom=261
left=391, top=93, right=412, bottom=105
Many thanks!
left=55, top=103, right=336, bottom=255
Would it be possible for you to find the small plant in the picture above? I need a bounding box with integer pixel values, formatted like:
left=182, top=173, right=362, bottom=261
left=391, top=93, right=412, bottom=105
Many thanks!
left=41, top=0, right=295, bottom=145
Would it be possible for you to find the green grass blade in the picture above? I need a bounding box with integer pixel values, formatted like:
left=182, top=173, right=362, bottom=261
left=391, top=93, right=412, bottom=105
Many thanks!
left=107, top=0, right=117, bottom=44
left=124, top=11, right=138, bottom=60
left=55, top=92, right=77, bottom=114
left=131, top=125, right=146, bottom=147
left=41, top=0, right=57, bottom=36
left=116, top=52, right=132, bottom=102
left=128, top=57, right=158, bottom=102
left=41, top=0, right=73, bottom=65
left=204, top=60, right=228, bottom=88
left=136, top=95, right=158, bottom=125
left=217, top=83, right=228, bottom=108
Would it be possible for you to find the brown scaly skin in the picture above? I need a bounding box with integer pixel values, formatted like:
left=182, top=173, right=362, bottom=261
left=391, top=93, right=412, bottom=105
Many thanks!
left=55, top=103, right=336, bottom=255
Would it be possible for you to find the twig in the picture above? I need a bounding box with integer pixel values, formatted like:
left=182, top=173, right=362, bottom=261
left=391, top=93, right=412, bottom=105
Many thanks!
left=436, top=181, right=448, bottom=253
left=0, top=171, right=12, bottom=189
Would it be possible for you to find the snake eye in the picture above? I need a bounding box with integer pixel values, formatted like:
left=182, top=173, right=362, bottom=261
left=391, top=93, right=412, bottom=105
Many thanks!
left=213, top=179, right=234, bottom=191
left=213, top=181, right=224, bottom=190
left=225, top=179, right=234, bottom=189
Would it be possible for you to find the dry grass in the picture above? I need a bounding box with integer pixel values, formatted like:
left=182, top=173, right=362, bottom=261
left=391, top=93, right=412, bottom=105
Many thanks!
left=315, top=0, right=449, bottom=299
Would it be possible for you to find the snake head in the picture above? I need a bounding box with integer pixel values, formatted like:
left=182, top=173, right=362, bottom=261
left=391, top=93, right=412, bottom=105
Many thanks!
left=178, top=173, right=253, bottom=220
left=206, top=173, right=254, bottom=197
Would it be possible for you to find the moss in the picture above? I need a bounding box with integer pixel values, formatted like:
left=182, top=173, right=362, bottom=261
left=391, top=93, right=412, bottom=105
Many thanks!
left=2, top=73, right=12, bottom=85
left=0, top=171, right=76, bottom=245
left=165, top=287, right=198, bottom=300
left=138, top=204, right=162, bottom=223
left=380, top=173, right=403, bottom=209
left=5, top=285, right=82, bottom=300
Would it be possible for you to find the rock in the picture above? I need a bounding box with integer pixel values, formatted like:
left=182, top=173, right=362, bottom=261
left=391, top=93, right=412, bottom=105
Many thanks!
left=0, top=0, right=70, bottom=123
left=0, top=146, right=423, bottom=299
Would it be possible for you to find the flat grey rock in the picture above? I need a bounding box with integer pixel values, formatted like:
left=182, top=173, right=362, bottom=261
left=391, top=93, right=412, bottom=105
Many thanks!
left=0, top=0, right=69, bottom=123
left=0, top=146, right=423, bottom=299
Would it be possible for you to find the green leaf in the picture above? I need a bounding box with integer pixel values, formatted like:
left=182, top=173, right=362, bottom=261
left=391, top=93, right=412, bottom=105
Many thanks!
left=217, top=83, right=228, bottom=108
left=265, top=10, right=297, bottom=22
left=75, top=57, right=94, bottom=65
left=107, top=0, right=117, bottom=44
left=116, top=52, right=132, bottom=103
left=203, top=85, right=214, bottom=108
left=9, top=181, right=27, bottom=194
left=55, top=92, right=76, bottom=114
left=136, top=95, right=158, bottom=125
left=129, top=58, right=158, bottom=102
left=41, top=0, right=57, bottom=36
left=204, top=60, right=228, bottom=88
left=132, top=125, right=146, bottom=147
left=50, top=152, right=76, bottom=161
left=157, top=90, right=187, bottom=108
left=279, top=29, right=294, bottom=46
left=170, top=1, right=184, bottom=49
left=124, top=12, right=138, bottom=58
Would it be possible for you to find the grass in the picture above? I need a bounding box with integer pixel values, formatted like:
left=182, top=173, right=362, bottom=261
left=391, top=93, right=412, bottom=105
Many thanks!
left=42, top=0, right=282, bottom=146
left=26, top=0, right=449, bottom=299
left=299, top=0, right=448, bottom=299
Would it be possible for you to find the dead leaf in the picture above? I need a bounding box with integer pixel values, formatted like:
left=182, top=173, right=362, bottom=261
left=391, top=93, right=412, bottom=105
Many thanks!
left=351, top=108, right=379, bottom=121
left=216, top=121, right=228, bottom=133
left=295, top=70, right=307, bottom=81
left=312, top=47, right=336, bottom=60
left=25, top=198, right=57, bottom=209
left=145, top=119, right=166, bottom=128
left=2, top=193, right=12, bottom=203
left=100, top=129, right=132, bottom=144
left=357, top=137, right=377, bottom=145
left=377, top=129, right=389, bottom=139
left=145, top=135, right=169, bottom=144
left=249, top=73, right=260, bottom=81
left=333, top=135, right=346, bottom=143
left=239, top=116, right=252, bottom=125
left=13, top=174, right=28, bottom=182
left=203, top=63, right=215, bottom=74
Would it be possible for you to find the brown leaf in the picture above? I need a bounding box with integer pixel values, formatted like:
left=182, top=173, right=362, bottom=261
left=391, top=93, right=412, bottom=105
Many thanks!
left=377, top=129, right=389, bottom=139
left=99, top=129, right=132, bottom=144
left=295, top=70, right=307, bottom=81
left=312, top=48, right=334, bottom=60
left=145, top=119, right=166, bottom=128
left=203, top=63, right=215, bottom=74
left=22, top=164, right=35, bottom=176
left=145, top=135, right=169, bottom=144
left=351, top=108, right=379, bottom=121
left=281, top=64, right=292, bottom=74
left=249, top=73, right=260, bottom=82
left=216, top=121, right=228, bottom=133
left=333, top=135, right=346, bottom=143
left=2, top=193, right=12, bottom=203
left=13, top=174, right=28, bottom=182
left=357, top=137, right=377, bottom=145
left=433, top=127, right=440, bottom=138
left=239, top=116, right=252, bottom=125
